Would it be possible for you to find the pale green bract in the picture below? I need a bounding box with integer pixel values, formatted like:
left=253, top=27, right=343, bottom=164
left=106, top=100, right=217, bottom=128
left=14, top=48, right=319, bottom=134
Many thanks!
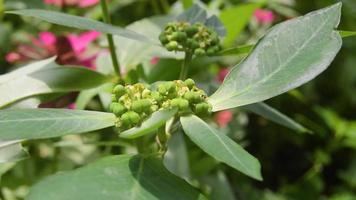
left=209, top=3, right=342, bottom=111
left=27, top=155, right=207, bottom=200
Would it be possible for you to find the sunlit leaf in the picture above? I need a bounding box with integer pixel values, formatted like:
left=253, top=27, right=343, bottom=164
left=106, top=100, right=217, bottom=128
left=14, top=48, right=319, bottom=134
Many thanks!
left=209, top=3, right=342, bottom=111
left=0, top=140, right=28, bottom=164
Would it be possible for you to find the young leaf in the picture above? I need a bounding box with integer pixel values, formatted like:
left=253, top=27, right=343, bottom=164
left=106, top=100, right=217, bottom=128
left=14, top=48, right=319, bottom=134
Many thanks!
left=177, top=4, right=207, bottom=24
left=339, top=30, right=356, bottom=38
left=0, top=59, right=110, bottom=108
left=0, top=109, right=116, bottom=140
left=217, top=44, right=253, bottom=56
left=0, top=140, right=28, bottom=164
left=209, top=3, right=342, bottom=111
left=120, top=109, right=178, bottom=139
left=27, top=154, right=206, bottom=200
left=6, top=9, right=156, bottom=44
left=180, top=115, right=262, bottom=180
left=220, top=3, right=262, bottom=46
left=243, top=102, right=310, bottom=133
left=205, top=15, right=226, bottom=37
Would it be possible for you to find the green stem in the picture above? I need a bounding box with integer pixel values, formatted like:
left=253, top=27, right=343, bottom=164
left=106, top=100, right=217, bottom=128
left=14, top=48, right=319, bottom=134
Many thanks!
left=157, top=126, right=167, bottom=153
left=179, top=52, right=193, bottom=80
left=159, top=0, right=170, bottom=13
left=100, top=0, right=121, bottom=77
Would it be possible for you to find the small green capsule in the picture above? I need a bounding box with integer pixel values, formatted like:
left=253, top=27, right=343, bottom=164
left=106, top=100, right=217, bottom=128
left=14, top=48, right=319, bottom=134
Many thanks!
left=194, top=48, right=206, bottom=56
left=184, top=91, right=201, bottom=103
left=151, top=91, right=163, bottom=103
left=159, top=33, right=169, bottom=44
left=195, top=102, right=212, bottom=115
left=113, top=85, right=126, bottom=97
left=132, top=99, right=152, bottom=113
left=158, top=82, right=175, bottom=94
left=207, top=47, right=216, bottom=56
left=170, top=98, right=189, bottom=111
left=184, top=78, right=195, bottom=89
left=121, top=111, right=141, bottom=126
left=110, top=102, right=126, bottom=116
left=176, top=32, right=187, bottom=41
left=111, top=94, right=117, bottom=102
left=184, top=26, right=199, bottom=36
left=165, top=41, right=178, bottom=51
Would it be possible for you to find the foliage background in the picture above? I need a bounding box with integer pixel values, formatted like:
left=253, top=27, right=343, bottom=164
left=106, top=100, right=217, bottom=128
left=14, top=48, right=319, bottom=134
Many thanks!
left=0, top=0, right=355, bottom=199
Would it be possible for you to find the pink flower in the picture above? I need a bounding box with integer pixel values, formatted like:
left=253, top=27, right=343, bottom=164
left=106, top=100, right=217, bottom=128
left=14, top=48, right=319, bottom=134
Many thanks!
left=5, top=52, right=22, bottom=63
left=150, top=57, right=160, bottom=65
left=67, top=31, right=101, bottom=55
left=44, top=0, right=99, bottom=8
left=78, top=0, right=99, bottom=7
left=254, top=9, right=275, bottom=24
left=67, top=103, right=76, bottom=109
left=216, top=68, right=229, bottom=83
left=215, top=110, right=233, bottom=128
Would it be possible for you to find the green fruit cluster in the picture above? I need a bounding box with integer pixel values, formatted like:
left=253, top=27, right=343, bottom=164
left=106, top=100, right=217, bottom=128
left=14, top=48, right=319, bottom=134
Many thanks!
left=109, top=79, right=212, bottom=130
left=159, top=22, right=221, bottom=56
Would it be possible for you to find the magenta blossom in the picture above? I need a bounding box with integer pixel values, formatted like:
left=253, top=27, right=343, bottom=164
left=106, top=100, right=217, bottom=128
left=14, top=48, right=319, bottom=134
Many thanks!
left=44, top=0, right=99, bottom=8
left=254, top=9, right=275, bottom=24
left=150, top=57, right=160, bottom=65
left=216, top=68, right=229, bottom=83
left=215, top=110, right=233, bottom=128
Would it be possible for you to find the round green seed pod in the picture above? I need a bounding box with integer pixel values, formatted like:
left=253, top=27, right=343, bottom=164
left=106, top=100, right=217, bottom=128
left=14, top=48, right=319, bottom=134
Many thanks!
left=184, top=26, right=199, bottom=36
left=113, top=85, right=126, bottom=97
left=195, top=102, right=212, bottom=115
left=184, top=91, right=201, bottom=103
left=171, top=32, right=179, bottom=41
left=184, top=78, right=195, bottom=89
left=176, top=32, right=187, bottom=42
left=170, top=98, right=189, bottom=111
left=110, top=102, right=126, bottom=116
left=111, top=94, right=117, bottom=102
left=132, top=99, right=152, bottom=113
left=194, top=48, right=206, bottom=56
left=159, top=33, right=169, bottom=44
left=151, top=91, right=163, bottom=103
left=165, top=41, right=178, bottom=51
left=121, top=111, right=141, bottom=126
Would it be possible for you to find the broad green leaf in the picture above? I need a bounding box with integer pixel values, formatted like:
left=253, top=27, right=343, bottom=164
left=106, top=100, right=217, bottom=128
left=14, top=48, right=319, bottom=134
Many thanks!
left=205, top=15, right=226, bottom=37
left=75, top=83, right=113, bottom=110
left=163, top=132, right=190, bottom=179
left=0, top=140, right=28, bottom=164
left=220, top=3, right=262, bottom=46
left=0, top=109, right=116, bottom=140
left=208, top=171, right=235, bottom=200
left=120, top=109, right=178, bottom=139
left=28, top=154, right=206, bottom=200
left=244, top=102, right=310, bottom=133
left=180, top=115, right=262, bottom=180
left=339, top=30, right=356, bottom=38
left=6, top=9, right=156, bottom=44
left=177, top=4, right=207, bottom=24
left=209, top=3, right=342, bottom=111
left=0, top=59, right=110, bottom=108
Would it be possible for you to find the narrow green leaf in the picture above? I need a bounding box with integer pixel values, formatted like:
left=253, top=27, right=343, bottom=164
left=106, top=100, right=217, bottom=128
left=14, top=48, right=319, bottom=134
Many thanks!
left=0, top=140, right=28, bottom=164
left=28, top=154, right=206, bottom=200
left=339, top=30, right=356, bottom=38
left=209, top=3, right=342, bottom=111
left=180, top=115, right=262, bottom=180
left=0, top=109, right=116, bottom=140
left=75, top=83, right=113, bottom=110
left=6, top=9, right=156, bottom=44
left=218, top=44, right=253, bottom=56
left=220, top=3, right=262, bottom=46
left=0, top=59, right=110, bottom=108
left=243, top=102, right=310, bottom=133
left=120, top=109, right=178, bottom=139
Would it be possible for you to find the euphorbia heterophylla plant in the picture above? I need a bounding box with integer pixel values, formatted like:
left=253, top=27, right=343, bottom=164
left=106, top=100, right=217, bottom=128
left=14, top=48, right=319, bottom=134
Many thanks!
left=0, top=2, right=349, bottom=199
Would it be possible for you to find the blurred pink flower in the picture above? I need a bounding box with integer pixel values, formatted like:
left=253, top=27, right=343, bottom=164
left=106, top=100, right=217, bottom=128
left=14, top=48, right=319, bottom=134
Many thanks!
left=67, top=103, right=76, bottom=109
left=6, top=31, right=101, bottom=69
left=44, top=0, right=99, bottom=8
left=150, top=57, right=160, bottom=65
left=216, top=68, right=229, bottom=83
left=215, top=110, right=233, bottom=128
left=254, top=9, right=275, bottom=24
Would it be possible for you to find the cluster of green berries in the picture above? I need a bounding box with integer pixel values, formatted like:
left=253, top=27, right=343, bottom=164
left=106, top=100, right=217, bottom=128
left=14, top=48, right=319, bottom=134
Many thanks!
left=159, top=22, right=221, bottom=56
left=109, top=79, right=212, bottom=129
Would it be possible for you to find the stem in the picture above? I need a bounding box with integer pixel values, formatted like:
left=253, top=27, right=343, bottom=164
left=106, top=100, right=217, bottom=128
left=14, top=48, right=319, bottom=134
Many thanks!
left=157, top=126, right=167, bottom=153
left=179, top=52, right=193, bottom=80
left=159, top=0, right=170, bottom=13
left=100, top=0, right=121, bottom=77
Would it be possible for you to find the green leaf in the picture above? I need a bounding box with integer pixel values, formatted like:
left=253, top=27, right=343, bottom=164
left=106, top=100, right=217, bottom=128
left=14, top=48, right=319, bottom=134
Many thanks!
left=177, top=4, right=207, bottom=24
left=0, top=59, right=110, bottom=108
left=180, top=115, right=262, bottom=180
left=243, top=102, right=310, bottom=133
left=205, top=15, right=226, bottom=37
left=6, top=9, right=156, bottom=44
left=120, top=109, right=178, bottom=139
left=27, top=154, right=206, bottom=200
left=220, top=3, right=262, bottom=46
left=0, top=109, right=116, bottom=140
left=75, top=83, right=113, bottom=110
left=209, top=3, right=342, bottom=111
left=339, top=30, right=356, bottom=38
left=0, top=140, right=28, bottom=164
left=218, top=44, right=253, bottom=56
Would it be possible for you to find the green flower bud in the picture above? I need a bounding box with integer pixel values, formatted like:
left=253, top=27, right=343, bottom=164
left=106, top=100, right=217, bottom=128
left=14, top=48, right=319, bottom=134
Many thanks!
left=194, top=48, right=206, bottom=56
left=184, top=26, right=199, bottom=36
left=158, top=82, right=175, bottom=95
left=195, top=102, right=212, bottom=115
left=111, top=94, right=117, bottom=102
left=176, top=31, right=187, bottom=42
left=113, top=85, right=126, bottom=98
left=121, top=111, right=141, bottom=126
left=165, top=41, right=178, bottom=51
left=184, top=78, right=195, bottom=89
left=207, top=47, right=216, bottom=56
left=132, top=99, right=152, bottom=113
left=151, top=91, right=163, bottom=103
left=170, top=98, right=189, bottom=111
left=110, top=102, right=126, bottom=116
left=159, top=33, right=169, bottom=44
left=184, top=91, right=201, bottom=103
